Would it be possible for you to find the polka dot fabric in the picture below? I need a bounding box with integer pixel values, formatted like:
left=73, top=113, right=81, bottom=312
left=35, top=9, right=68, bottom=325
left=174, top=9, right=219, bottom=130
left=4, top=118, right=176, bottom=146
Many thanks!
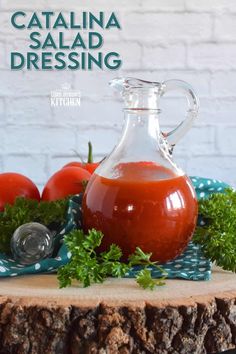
left=0, top=177, right=229, bottom=280
left=190, top=176, right=227, bottom=200
left=125, top=241, right=212, bottom=281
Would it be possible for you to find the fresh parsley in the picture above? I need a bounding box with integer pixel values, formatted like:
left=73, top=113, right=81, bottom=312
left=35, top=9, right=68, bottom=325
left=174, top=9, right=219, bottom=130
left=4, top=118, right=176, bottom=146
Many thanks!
left=0, top=197, right=68, bottom=253
left=57, top=229, right=167, bottom=290
left=193, top=188, right=236, bottom=272
left=136, top=269, right=165, bottom=290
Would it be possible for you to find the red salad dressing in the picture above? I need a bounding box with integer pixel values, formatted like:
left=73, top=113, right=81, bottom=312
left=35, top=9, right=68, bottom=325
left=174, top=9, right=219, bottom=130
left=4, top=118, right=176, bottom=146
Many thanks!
left=82, top=162, right=198, bottom=263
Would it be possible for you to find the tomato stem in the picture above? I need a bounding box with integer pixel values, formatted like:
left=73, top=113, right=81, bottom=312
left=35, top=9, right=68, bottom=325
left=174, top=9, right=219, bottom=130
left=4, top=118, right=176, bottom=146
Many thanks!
left=87, top=141, right=93, bottom=163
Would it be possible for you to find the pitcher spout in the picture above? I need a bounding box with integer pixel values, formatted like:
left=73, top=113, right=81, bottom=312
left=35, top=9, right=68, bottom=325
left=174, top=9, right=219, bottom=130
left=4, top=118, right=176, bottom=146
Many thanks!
left=110, top=77, right=162, bottom=110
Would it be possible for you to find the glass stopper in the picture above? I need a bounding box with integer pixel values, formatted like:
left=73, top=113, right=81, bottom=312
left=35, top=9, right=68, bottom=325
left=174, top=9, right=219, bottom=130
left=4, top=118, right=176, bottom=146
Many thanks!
left=11, top=222, right=54, bottom=265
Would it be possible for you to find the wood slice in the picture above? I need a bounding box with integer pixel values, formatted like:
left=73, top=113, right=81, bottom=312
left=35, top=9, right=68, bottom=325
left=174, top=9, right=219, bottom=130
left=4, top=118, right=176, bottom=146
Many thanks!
left=0, top=267, right=236, bottom=354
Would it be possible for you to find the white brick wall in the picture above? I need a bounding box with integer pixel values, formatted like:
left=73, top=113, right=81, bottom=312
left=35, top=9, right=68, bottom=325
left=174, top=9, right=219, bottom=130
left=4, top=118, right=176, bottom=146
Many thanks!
left=0, top=0, right=236, bottom=190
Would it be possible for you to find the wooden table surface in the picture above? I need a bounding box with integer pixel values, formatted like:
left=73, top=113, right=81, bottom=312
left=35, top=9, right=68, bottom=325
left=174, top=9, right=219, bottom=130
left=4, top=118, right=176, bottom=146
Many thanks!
left=0, top=267, right=235, bottom=354
left=0, top=266, right=236, bottom=306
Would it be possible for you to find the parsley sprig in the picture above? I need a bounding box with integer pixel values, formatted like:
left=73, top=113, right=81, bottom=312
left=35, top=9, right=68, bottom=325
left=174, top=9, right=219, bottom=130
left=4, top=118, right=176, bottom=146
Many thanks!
left=57, top=229, right=167, bottom=290
left=193, top=188, right=236, bottom=272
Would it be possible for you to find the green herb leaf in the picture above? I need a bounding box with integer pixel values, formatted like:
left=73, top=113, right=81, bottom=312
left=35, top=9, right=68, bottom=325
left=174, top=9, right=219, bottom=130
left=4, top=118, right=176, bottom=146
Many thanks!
left=136, top=269, right=156, bottom=290
left=128, top=247, right=152, bottom=265
left=135, top=268, right=165, bottom=290
left=193, top=188, right=236, bottom=272
left=57, top=229, right=166, bottom=290
left=82, top=228, right=103, bottom=250
left=100, top=244, right=122, bottom=262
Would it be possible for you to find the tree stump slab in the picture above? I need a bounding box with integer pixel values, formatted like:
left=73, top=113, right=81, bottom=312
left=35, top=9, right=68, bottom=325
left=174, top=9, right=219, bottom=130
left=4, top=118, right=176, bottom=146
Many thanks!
left=0, top=267, right=236, bottom=354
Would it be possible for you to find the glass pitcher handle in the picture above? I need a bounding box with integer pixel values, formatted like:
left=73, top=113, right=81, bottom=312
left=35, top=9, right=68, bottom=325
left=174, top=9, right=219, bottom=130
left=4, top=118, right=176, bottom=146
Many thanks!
left=160, top=79, right=199, bottom=149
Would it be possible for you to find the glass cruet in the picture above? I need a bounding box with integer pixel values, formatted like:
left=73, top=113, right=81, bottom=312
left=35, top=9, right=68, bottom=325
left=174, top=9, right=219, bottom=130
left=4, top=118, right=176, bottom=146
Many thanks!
left=82, top=77, right=199, bottom=263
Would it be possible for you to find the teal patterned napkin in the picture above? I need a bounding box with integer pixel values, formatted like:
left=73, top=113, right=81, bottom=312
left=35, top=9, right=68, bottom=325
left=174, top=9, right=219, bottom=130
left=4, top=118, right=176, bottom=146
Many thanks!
left=0, top=177, right=229, bottom=280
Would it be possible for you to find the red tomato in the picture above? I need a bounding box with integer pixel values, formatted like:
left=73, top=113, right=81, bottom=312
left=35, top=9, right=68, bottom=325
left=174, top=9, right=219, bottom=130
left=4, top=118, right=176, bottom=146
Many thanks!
left=63, top=161, right=100, bottom=174
left=62, top=142, right=100, bottom=175
left=0, top=173, right=40, bottom=211
left=42, top=167, right=91, bottom=201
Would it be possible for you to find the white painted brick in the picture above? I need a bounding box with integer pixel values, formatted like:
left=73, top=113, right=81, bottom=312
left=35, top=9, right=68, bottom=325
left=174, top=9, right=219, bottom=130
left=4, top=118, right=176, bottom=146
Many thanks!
left=3, top=154, right=47, bottom=184
left=97, top=0, right=140, bottom=9
left=163, top=70, right=210, bottom=97
left=52, top=99, right=123, bottom=127
left=0, top=41, right=6, bottom=69
left=45, top=0, right=141, bottom=10
left=2, top=16, right=50, bottom=42
left=73, top=70, right=117, bottom=99
left=0, top=13, right=38, bottom=41
left=4, top=126, right=76, bottom=154
left=164, top=125, right=216, bottom=156
left=186, top=0, right=236, bottom=13
left=186, top=156, right=236, bottom=187
left=0, top=70, right=73, bottom=97
left=48, top=155, right=80, bottom=176
left=187, top=126, right=216, bottom=156
left=217, top=126, right=236, bottom=155
left=1, top=0, right=47, bottom=10
left=123, top=13, right=212, bottom=43
left=215, top=14, right=236, bottom=40
left=158, top=97, right=187, bottom=125
left=5, top=36, right=29, bottom=54
left=76, top=127, right=121, bottom=156
left=211, top=71, right=236, bottom=97
left=188, top=43, right=236, bottom=70
left=198, top=98, right=236, bottom=125
left=51, top=105, right=82, bottom=127
left=102, top=41, right=141, bottom=70
left=142, top=44, right=186, bottom=69
left=159, top=96, right=205, bottom=128
left=0, top=156, right=3, bottom=172
left=0, top=127, right=6, bottom=150
left=34, top=70, right=59, bottom=95
left=0, top=98, right=5, bottom=122
left=0, top=71, right=26, bottom=97
left=0, top=12, right=12, bottom=34
left=126, top=96, right=200, bottom=130
left=172, top=156, right=188, bottom=172
left=6, top=97, right=52, bottom=124
left=140, top=0, right=185, bottom=11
